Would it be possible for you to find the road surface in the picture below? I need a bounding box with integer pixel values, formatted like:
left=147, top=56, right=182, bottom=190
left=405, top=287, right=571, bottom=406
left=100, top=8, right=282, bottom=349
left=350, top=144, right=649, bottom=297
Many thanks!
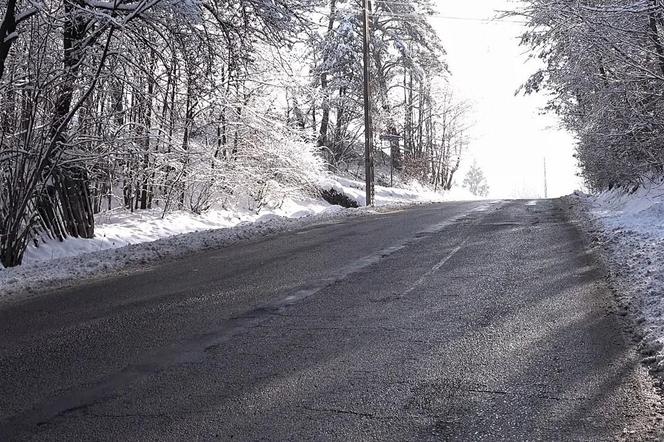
left=0, top=200, right=662, bottom=440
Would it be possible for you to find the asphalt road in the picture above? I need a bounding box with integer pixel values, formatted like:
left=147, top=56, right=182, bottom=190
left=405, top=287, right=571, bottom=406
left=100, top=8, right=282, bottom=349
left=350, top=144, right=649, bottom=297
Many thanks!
left=0, top=199, right=662, bottom=441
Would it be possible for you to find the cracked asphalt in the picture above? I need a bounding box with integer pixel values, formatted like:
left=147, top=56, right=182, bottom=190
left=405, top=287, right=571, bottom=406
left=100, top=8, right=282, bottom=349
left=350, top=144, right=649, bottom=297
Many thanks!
left=0, top=199, right=663, bottom=440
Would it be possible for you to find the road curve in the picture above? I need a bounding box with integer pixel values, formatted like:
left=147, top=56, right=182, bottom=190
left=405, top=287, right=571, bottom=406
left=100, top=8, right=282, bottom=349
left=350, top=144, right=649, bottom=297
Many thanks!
left=0, top=199, right=662, bottom=440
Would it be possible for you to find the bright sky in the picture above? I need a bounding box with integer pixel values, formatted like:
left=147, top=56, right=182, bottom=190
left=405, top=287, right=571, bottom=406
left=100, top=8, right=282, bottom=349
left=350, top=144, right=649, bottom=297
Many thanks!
left=432, top=0, right=583, bottom=198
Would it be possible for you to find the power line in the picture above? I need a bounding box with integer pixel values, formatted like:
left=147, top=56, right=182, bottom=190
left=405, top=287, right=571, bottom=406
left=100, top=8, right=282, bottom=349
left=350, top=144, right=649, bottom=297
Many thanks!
left=307, top=8, right=527, bottom=35
left=368, top=0, right=528, bottom=23
left=370, top=12, right=527, bottom=24
left=425, top=15, right=527, bottom=24
left=340, top=5, right=528, bottom=23
left=543, top=157, right=548, bottom=199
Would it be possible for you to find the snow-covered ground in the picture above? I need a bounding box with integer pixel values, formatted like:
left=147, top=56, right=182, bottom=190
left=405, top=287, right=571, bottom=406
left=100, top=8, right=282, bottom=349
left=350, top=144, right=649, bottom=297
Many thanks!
left=21, top=197, right=333, bottom=265
left=0, top=175, right=477, bottom=305
left=567, top=181, right=664, bottom=376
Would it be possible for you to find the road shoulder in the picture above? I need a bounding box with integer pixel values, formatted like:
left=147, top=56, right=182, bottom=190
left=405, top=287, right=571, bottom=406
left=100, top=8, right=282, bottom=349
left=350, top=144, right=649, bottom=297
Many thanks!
left=561, top=196, right=664, bottom=438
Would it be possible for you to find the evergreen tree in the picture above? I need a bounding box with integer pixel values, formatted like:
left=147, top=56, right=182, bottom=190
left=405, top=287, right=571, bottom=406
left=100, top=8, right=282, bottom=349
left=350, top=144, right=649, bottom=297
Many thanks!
left=463, top=162, right=489, bottom=197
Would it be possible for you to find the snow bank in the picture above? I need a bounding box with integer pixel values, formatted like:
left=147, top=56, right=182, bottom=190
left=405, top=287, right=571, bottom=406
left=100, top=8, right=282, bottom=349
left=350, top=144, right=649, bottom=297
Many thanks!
left=22, top=197, right=332, bottom=264
left=318, top=175, right=483, bottom=206
left=440, top=185, right=485, bottom=202
left=0, top=175, right=458, bottom=305
left=318, top=175, right=445, bottom=206
left=567, top=180, right=664, bottom=375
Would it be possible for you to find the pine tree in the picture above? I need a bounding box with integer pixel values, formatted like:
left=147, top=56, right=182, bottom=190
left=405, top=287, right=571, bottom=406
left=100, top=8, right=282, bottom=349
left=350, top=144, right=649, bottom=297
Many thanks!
left=463, top=162, right=489, bottom=197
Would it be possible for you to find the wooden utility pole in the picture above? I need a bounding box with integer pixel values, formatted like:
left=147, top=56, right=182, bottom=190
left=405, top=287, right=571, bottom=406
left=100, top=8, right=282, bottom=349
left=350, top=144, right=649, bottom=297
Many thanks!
left=362, top=0, right=374, bottom=206
left=543, top=157, right=548, bottom=199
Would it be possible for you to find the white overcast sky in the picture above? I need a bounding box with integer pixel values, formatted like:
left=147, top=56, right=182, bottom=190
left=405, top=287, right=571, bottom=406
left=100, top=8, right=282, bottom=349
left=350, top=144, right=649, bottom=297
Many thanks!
left=431, top=0, right=583, bottom=198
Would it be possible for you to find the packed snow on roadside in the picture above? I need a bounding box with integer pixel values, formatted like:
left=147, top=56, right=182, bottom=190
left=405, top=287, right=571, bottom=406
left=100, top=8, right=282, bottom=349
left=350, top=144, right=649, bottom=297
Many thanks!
left=318, top=175, right=474, bottom=206
left=0, top=175, right=467, bottom=304
left=568, top=180, right=664, bottom=374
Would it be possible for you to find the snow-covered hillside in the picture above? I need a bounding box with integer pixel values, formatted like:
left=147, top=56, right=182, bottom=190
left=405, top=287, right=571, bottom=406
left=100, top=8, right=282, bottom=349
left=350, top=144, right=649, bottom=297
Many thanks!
left=0, top=175, right=476, bottom=304
left=568, top=181, right=664, bottom=377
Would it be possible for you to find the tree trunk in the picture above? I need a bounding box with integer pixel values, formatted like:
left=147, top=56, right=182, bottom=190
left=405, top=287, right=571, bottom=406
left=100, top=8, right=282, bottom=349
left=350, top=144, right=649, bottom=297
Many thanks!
left=42, top=0, right=95, bottom=239
left=317, top=0, right=337, bottom=155
left=140, top=50, right=156, bottom=210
